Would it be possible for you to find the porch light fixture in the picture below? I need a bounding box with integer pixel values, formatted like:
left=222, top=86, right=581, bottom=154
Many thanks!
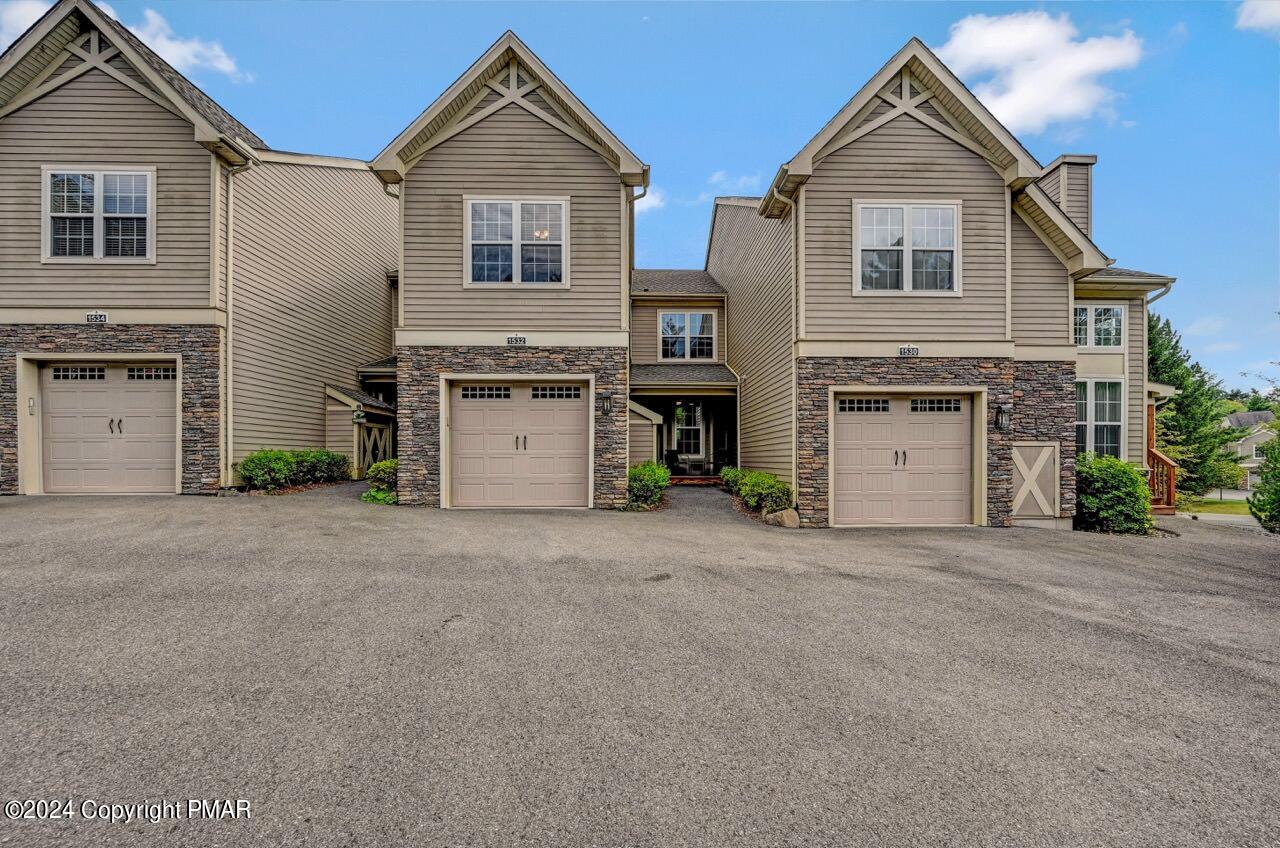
left=601, top=393, right=614, bottom=414
left=996, top=404, right=1012, bottom=432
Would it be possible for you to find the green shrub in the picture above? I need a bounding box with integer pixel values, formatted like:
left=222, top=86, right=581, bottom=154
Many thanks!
left=628, top=461, right=671, bottom=508
left=738, top=469, right=793, bottom=514
left=360, top=487, right=399, bottom=505
left=720, top=466, right=744, bottom=495
left=1247, top=440, right=1280, bottom=534
left=238, top=448, right=350, bottom=491
left=361, top=459, right=399, bottom=505
left=1075, top=452, right=1153, bottom=535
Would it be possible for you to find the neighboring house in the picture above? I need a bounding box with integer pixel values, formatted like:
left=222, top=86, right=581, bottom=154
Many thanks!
left=0, top=0, right=397, bottom=495
left=1224, top=410, right=1276, bottom=490
left=705, top=39, right=1174, bottom=527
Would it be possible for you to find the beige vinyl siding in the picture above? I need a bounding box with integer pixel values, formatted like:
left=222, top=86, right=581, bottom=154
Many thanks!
left=802, top=114, right=1007, bottom=340
left=1062, top=163, right=1091, bottom=236
left=630, top=299, right=725, bottom=364
left=401, top=103, right=623, bottom=330
left=1010, top=214, right=1069, bottom=345
left=628, top=409, right=657, bottom=465
left=325, top=403, right=356, bottom=462
left=706, top=202, right=794, bottom=480
left=1126, top=295, right=1146, bottom=462
left=1038, top=167, right=1062, bottom=205
left=229, top=161, right=398, bottom=463
left=0, top=68, right=213, bottom=307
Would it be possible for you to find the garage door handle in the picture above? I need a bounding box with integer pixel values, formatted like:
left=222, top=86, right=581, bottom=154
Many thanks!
left=894, top=449, right=898, bottom=466
left=523, top=435, right=527, bottom=451
left=515, top=435, right=519, bottom=450
left=108, top=418, right=114, bottom=434
left=118, top=418, right=124, bottom=434
left=902, top=449, right=907, bottom=467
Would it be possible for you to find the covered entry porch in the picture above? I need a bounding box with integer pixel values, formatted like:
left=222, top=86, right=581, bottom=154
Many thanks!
left=629, top=364, right=737, bottom=478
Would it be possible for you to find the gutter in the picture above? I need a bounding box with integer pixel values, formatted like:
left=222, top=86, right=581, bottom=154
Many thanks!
left=1146, top=282, right=1173, bottom=306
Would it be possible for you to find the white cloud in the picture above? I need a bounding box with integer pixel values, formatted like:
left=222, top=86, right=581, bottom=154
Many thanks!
left=634, top=187, right=665, bottom=214
left=0, top=0, right=49, bottom=51
left=936, top=11, right=1142, bottom=134
left=707, top=171, right=762, bottom=193
left=0, top=3, right=248, bottom=81
left=1205, top=342, right=1242, bottom=353
left=1238, top=0, right=1280, bottom=37
left=1184, top=316, right=1229, bottom=337
left=129, top=8, right=251, bottom=82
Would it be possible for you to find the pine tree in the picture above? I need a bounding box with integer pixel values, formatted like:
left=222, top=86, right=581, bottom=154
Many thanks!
left=1147, top=314, right=1242, bottom=495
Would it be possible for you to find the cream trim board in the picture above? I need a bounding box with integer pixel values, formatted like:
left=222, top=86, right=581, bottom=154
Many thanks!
left=796, top=340, right=1014, bottom=358
left=438, top=372, right=595, bottom=509
left=254, top=150, right=374, bottom=170
left=657, top=310, right=717, bottom=362
left=1072, top=301, right=1127, bottom=351
left=40, top=166, right=158, bottom=265
left=628, top=400, right=662, bottom=424
left=851, top=199, right=964, bottom=297
left=1004, top=188, right=1012, bottom=341
left=396, top=329, right=628, bottom=347
left=0, top=308, right=226, bottom=326
left=1075, top=377, right=1127, bottom=462
left=825, top=384, right=988, bottom=527
left=15, top=352, right=183, bottom=496
left=1011, top=344, right=1077, bottom=362
left=461, top=195, right=571, bottom=289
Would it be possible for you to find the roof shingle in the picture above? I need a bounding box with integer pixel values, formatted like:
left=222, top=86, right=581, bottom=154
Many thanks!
left=1225, top=410, right=1275, bottom=429
left=632, top=269, right=724, bottom=296
left=630, top=364, right=737, bottom=385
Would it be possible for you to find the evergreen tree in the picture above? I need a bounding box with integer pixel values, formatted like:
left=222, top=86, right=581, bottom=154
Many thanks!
left=1147, top=314, right=1242, bottom=495
left=1246, top=392, right=1272, bottom=412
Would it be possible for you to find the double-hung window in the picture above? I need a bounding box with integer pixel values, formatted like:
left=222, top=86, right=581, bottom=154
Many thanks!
left=1073, top=304, right=1125, bottom=348
left=43, top=167, right=154, bottom=262
left=674, top=402, right=703, bottom=457
left=660, top=312, right=714, bottom=360
left=466, top=198, right=568, bottom=286
left=1076, top=380, right=1123, bottom=458
left=855, top=201, right=960, bottom=293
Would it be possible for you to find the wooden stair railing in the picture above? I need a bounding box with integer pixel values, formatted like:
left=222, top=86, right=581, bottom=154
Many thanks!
left=1148, top=447, right=1178, bottom=515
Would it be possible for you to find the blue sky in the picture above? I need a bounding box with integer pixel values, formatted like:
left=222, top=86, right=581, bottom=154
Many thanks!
left=2, top=1, right=1277, bottom=389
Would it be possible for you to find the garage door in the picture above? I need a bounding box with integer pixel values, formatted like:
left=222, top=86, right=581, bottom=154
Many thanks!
left=449, top=382, right=589, bottom=507
left=41, top=363, right=177, bottom=494
left=832, top=394, right=972, bottom=526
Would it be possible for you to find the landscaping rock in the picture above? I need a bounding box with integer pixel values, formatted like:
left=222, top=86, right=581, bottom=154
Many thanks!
left=763, top=508, right=800, bottom=528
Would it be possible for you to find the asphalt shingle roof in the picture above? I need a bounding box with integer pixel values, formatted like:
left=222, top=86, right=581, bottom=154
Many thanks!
left=630, top=364, right=737, bottom=385
left=357, top=355, right=397, bottom=371
left=1086, top=267, right=1173, bottom=281
left=1224, top=410, right=1275, bottom=429
left=327, top=384, right=395, bottom=412
left=632, top=270, right=725, bottom=296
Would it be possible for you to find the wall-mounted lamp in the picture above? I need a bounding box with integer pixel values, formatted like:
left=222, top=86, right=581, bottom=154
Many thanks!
left=601, top=393, right=614, bottom=415
left=995, top=404, right=1013, bottom=432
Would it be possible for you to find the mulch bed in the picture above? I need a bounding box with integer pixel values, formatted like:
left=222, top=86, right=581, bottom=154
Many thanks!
left=244, top=481, right=349, bottom=496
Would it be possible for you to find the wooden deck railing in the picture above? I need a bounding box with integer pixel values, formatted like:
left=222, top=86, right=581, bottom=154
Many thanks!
left=1148, top=448, right=1177, bottom=515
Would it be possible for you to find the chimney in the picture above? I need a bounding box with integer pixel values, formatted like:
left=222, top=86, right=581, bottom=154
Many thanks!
left=1038, top=154, right=1096, bottom=236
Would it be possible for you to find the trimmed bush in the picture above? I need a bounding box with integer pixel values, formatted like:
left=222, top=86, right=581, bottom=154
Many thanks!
left=238, top=448, right=350, bottom=491
left=1075, top=452, right=1153, bottom=535
left=1247, top=440, right=1280, bottom=534
left=628, top=461, right=671, bottom=508
left=738, top=469, right=793, bottom=514
left=361, top=459, right=399, bottom=505
left=720, top=466, right=744, bottom=495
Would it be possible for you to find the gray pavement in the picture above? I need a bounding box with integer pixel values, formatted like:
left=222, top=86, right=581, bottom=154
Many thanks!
left=1, top=485, right=1277, bottom=847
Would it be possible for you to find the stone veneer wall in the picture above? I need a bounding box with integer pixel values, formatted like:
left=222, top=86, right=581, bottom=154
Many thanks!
left=0, top=324, right=222, bottom=495
left=396, top=346, right=628, bottom=508
left=795, top=357, right=1076, bottom=528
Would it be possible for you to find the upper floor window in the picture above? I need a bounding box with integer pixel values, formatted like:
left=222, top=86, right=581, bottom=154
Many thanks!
left=1074, top=304, right=1125, bottom=348
left=855, top=201, right=960, bottom=294
left=465, top=198, right=568, bottom=287
left=1256, top=444, right=1266, bottom=460
left=43, top=168, right=154, bottom=262
left=660, top=312, right=714, bottom=360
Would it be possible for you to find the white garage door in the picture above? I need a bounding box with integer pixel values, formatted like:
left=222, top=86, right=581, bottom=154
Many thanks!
left=832, top=394, right=972, bottom=526
left=449, top=382, right=589, bottom=508
left=41, top=363, right=177, bottom=494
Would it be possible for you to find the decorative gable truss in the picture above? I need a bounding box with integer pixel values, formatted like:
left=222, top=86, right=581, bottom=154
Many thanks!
left=761, top=38, right=1110, bottom=277
left=372, top=31, right=646, bottom=187
left=0, top=0, right=259, bottom=165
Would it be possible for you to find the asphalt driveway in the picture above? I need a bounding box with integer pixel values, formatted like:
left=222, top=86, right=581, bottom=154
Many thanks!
left=1, top=485, right=1277, bottom=847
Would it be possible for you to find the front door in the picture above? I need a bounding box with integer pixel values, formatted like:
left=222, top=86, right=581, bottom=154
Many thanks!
left=832, top=394, right=972, bottom=526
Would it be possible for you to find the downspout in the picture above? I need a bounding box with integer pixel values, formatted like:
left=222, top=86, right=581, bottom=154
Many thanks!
left=1146, top=282, right=1172, bottom=306
left=223, top=158, right=254, bottom=485
left=626, top=183, right=648, bottom=273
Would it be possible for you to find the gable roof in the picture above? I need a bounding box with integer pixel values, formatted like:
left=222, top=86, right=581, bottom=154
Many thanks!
left=632, top=269, right=725, bottom=296
left=761, top=37, right=1043, bottom=218
left=371, top=30, right=645, bottom=186
left=1225, top=410, right=1275, bottom=430
left=0, top=0, right=264, bottom=159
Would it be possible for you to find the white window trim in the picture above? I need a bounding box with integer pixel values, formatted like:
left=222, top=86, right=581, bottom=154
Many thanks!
left=462, top=195, right=571, bottom=289
left=1255, top=443, right=1266, bottom=460
left=1074, top=302, right=1127, bottom=350
left=657, top=310, right=717, bottom=362
left=40, top=165, right=157, bottom=265
left=1076, top=378, right=1126, bottom=460
left=851, top=199, right=963, bottom=297
left=673, top=402, right=705, bottom=459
